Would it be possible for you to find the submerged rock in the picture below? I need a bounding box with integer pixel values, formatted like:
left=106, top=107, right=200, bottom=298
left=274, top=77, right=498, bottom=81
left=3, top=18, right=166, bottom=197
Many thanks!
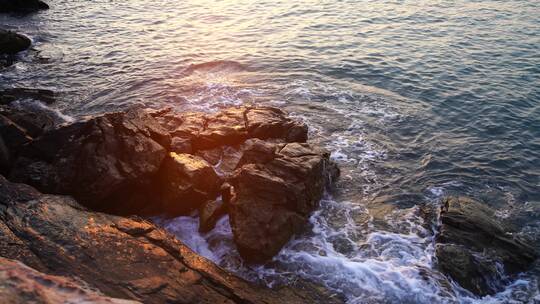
left=0, top=88, right=55, bottom=105
left=0, top=257, right=138, bottom=304
left=0, top=0, right=49, bottom=13
left=0, top=175, right=341, bottom=304
left=229, top=142, right=339, bottom=263
left=435, top=196, right=537, bottom=296
left=0, top=29, right=31, bottom=55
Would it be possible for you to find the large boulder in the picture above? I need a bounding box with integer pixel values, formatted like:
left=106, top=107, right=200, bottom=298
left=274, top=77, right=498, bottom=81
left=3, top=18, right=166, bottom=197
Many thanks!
left=229, top=142, right=339, bottom=263
left=0, top=29, right=31, bottom=55
left=156, top=152, right=221, bottom=215
left=9, top=108, right=171, bottom=214
left=435, top=196, right=537, bottom=296
left=0, top=175, right=341, bottom=304
left=0, top=0, right=49, bottom=13
left=0, top=257, right=138, bottom=304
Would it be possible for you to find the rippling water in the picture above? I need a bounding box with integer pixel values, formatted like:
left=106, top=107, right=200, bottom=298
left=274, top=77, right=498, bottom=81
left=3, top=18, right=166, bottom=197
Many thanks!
left=2, top=1, right=540, bottom=303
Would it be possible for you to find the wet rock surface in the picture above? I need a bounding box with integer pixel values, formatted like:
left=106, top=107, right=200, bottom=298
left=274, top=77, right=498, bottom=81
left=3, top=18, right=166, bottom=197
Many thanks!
left=229, top=142, right=339, bottom=263
left=157, top=152, right=221, bottom=215
left=0, top=175, right=341, bottom=303
left=0, top=257, right=138, bottom=304
left=435, top=196, right=537, bottom=296
left=3, top=104, right=339, bottom=269
left=9, top=108, right=170, bottom=213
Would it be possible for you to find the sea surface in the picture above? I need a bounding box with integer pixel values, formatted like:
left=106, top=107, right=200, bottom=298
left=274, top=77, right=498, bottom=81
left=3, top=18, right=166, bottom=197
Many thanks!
left=1, top=1, right=539, bottom=303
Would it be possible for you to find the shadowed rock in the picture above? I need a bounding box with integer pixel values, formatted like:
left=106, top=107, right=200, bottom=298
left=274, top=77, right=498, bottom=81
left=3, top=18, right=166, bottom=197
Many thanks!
left=0, top=257, right=138, bottom=304
left=0, top=175, right=342, bottom=304
left=229, top=142, right=339, bottom=263
left=157, top=152, right=221, bottom=216
left=9, top=108, right=171, bottom=213
left=0, top=88, right=55, bottom=105
left=0, top=0, right=49, bottom=13
left=435, top=196, right=537, bottom=296
left=199, top=198, right=228, bottom=233
left=0, top=29, right=31, bottom=55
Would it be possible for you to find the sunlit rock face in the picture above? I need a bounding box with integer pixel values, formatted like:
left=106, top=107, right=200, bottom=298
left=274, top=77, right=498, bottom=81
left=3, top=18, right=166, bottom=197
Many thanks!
left=0, top=175, right=341, bottom=304
left=157, top=152, right=221, bottom=215
left=435, top=196, right=537, bottom=296
left=0, top=257, right=138, bottom=304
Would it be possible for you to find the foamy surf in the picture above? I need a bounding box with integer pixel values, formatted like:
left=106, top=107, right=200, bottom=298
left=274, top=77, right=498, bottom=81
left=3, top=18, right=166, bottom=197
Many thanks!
left=158, top=192, right=538, bottom=304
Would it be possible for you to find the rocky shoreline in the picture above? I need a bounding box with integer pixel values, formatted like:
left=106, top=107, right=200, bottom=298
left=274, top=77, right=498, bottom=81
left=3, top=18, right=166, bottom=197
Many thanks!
left=1, top=2, right=538, bottom=303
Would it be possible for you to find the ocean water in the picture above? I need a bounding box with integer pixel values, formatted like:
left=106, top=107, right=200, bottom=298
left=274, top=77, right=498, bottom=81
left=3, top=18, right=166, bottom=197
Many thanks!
left=1, top=1, right=539, bottom=303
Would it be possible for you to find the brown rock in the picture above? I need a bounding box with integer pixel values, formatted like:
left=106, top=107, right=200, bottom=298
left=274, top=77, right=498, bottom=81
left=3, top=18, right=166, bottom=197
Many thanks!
left=0, top=257, right=138, bottom=304
left=9, top=108, right=170, bottom=214
left=157, top=152, right=221, bottom=215
left=195, top=107, right=248, bottom=150
left=229, top=142, right=339, bottom=263
left=246, top=107, right=308, bottom=142
left=435, top=196, right=537, bottom=296
left=0, top=175, right=342, bottom=304
left=199, top=198, right=227, bottom=233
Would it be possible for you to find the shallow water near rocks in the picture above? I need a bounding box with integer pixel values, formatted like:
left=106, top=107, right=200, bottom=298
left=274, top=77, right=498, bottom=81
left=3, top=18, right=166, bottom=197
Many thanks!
left=2, top=0, right=539, bottom=303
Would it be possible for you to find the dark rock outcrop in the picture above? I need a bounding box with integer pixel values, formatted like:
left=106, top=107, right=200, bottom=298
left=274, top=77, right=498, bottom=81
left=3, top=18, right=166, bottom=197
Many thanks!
left=0, top=29, right=31, bottom=55
left=0, top=257, right=139, bottom=304
left=229, top=142, right=339, bottom=263
left=7, top=105, right=338, bottom=263
left=435, top=196, right=537, bottom=296
left=199, top=197, right=228, bottom=233
left=157, top=152, right=221, bottom=216
left=9, top=108, right=171, bottom=213
left=0, top=175, right=341, bottom=304
left=0, top=0, right=49, bottom=13
left=0, top=88, right=55, bottom=105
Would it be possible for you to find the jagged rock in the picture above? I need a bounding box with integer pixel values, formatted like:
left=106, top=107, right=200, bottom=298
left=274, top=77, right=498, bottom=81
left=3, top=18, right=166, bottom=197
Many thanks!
left=199, top=198, right=227, bottom=233
left=9, top=108, right=171, bottom=213
left=195, top=107, right=248, bottom=150
left=0, top=29, right=31, bottom=54
left=229, top=142, right=339, bottom=263
left=170, top=136, right=192, bottom=154
left=0, top=88, right=55, bottom=105
left=0, top=0, right=49, bottom=13
left=0, top=103, right=56, bottom=138
left=245, top=107, right=308, bottom=142
left=0, top=175, right=342, bottom=304
left=157, top=152, right=221, bottom=216
left=435, top=196, right=537, bottom=296
left=152, top=106, right=308, bottom=153
left=5, top=105, right=338, bottom=264
left=0, top=257, right=139, bottom=304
